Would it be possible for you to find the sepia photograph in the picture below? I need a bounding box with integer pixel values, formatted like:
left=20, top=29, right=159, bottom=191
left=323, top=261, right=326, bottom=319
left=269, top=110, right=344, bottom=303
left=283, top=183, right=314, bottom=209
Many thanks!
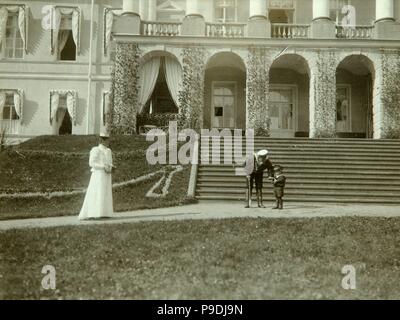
left=0, top=0, right=400, bottom=305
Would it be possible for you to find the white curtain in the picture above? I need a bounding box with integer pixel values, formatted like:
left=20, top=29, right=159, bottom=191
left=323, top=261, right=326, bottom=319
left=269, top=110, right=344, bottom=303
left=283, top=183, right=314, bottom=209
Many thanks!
left=66, top=92, right=76, bottom=125
left=71, top=9, right=80, bottom=54
left=164, top=57, right=183, bottom=108
left=102, top=92, right=110, bottom=125
left=18, top=7, right=27, bottom=53
left=104, top=10, right=114, bottom=55
left=58, top=29, right=70, bottom=55
left=50, top=93, right=60, bottom=124
left=0, top=92, right=6, bottom=117
left=138, top=57, right=161, bottom=113
left=51, top=7, right=62, bottom=54
left=13, top=91, right=22, bottom=123
left=0, top=7, right=8, bottom=49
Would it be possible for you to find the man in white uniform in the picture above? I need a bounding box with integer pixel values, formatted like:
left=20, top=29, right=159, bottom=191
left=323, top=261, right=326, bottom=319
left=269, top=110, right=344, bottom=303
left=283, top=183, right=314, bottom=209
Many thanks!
left=79, top=132, right=114, bottom=220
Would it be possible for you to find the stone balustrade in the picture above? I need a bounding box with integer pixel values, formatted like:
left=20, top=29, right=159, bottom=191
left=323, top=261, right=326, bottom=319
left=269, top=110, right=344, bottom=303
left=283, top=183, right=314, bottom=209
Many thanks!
left=336, top=26, right=374, bottom=39
left=142, top=21, right=181, bottom=36
left=206, top=23, right=247, bottom=38
left=271, top=23, right=310, bottom=39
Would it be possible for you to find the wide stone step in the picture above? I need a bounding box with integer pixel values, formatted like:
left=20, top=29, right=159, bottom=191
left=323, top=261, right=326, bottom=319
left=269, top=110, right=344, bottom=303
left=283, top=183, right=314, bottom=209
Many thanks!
left=196, top=188, right=400, bottom=197
left=197, top=182, right=400, bottom=191
left=199, top=164, right=400, bottom=171
left=196, top=177, right=400, bottom=186
left=195, top=195, right=400, bottom=204
left=199, top=163, right=400, bottom=175
left=199, top=170, right=400, bottom=180
left=198, top=169, right=400, bottom=176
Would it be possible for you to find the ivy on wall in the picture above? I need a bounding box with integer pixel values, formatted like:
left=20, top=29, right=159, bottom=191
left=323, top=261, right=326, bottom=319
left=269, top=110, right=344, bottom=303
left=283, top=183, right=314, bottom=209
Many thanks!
left=247, top=47, right=272, bottom=137
left=311, top=51, right=338, bottom=138
left=381, top=51, right=400, bottom=139
left=178, top=46, right=206, bottom=131
left=109, top=42, right=141, bottom=135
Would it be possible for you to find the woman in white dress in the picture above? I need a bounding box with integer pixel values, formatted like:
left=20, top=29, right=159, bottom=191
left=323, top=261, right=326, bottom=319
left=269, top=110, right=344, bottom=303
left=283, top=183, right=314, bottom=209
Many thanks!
left=79, top=132, right=114, bottom=220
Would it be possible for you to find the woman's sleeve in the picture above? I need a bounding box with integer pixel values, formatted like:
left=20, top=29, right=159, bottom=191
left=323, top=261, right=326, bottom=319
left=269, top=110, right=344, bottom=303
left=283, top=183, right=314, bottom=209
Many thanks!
left=89, top=148, right=104, bottom=170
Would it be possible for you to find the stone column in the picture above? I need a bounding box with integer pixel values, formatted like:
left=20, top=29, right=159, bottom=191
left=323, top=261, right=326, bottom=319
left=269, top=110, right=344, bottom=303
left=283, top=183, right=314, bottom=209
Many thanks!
left=111, top=42, right=140, bottom=134
left=114, top=0, right=141, bottom=35
left=123, top=0, right=136, bottom=13
left=139, top=0, right=147, bottom=20
left=374, top=50, right=400, bottom=139
left=181, top=0, right=205, bottom=36
left=248, top=0, right=270, bottom=38
left=246, top=47, right=273, bottom=136
left=374, top=0, right=400, bottom=40
left=148, top=0, right=157, bottom=21
left=309, top=51, right=338, bottom=138
left=310, top=0, right=335, bottom=38
left=179, top=46, right=206, bottom=131
left=376, top=0, right=394, bottom=21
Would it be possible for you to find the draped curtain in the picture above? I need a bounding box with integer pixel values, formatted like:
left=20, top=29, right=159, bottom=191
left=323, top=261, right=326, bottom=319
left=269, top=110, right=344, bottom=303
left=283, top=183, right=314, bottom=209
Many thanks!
left=164, top=57, right=183, bottom=108
left=104, top=10, right=114, bottom=55
left=51, top=7, right=80, bottom=55
left=0, top=92, right=6, bottom=117
left=138, top=57, right=161, bottom=113
left=0, top=6, right=28, bottom=53
left=13, top=91, right=23, bottom=123
left=66, top=92, right=76, bottom=125
left=50, top=93, right=60, bottom=124
left=102, top=92, right=110, bottom=125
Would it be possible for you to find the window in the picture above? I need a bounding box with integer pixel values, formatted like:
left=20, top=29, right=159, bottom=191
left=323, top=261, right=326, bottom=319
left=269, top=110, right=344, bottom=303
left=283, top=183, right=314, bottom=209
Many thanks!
left=1, top=92, right=20, bottom=134
left=58, top=15, right=76, bottom=61
left=214, top=0, right=238, bottom=23
left=4, top=13, right=23, bottom=59
left=269, top=88, right=294, bottom=131
left=212, top=82, right=236, bottom=128
left=330, top=0, right=350, bottom=25
left=157, top=0, right=185, bottom=22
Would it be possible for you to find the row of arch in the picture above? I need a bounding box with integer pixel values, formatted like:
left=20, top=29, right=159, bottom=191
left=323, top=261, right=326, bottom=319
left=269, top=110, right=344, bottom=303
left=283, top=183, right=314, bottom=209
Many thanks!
left=139, top=48, right=376, bottom=138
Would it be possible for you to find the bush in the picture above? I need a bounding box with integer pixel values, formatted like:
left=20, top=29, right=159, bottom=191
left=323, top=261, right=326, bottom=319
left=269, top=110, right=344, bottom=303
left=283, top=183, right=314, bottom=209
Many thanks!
left=136, top=113, right=179, bottom=130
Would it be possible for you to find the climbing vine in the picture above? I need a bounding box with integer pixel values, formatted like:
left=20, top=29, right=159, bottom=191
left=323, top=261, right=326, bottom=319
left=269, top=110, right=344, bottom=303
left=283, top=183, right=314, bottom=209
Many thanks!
left=178, top=46, right=206, bottom=131
left=311, top=51, right=338, bottom=138
left=109, top=42, right=141, bottom=135
left=247, top=47, right=272, bottom=136
left=381, top=51, right=400, bottom=139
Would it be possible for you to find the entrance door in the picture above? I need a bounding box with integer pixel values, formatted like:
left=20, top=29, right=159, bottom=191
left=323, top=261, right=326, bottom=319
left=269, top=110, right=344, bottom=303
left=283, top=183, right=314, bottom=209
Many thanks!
left=269, top=87, right=295, bottom=137
left=212, top=82, right=236, bottom=129
left=336, top=86, right=351, bottom=133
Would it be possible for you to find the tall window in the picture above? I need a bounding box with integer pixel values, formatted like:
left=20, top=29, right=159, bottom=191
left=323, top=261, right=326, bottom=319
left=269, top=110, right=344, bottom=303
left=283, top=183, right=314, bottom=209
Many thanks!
left=269, top=88, right=294, bottom=131
left=1, top=92, right=20, bottom=134
left=4, top=13, right=23, bottom=59
left=214, top=0, right=238, bottom=23
left=58, top=15, right=76, bottom=61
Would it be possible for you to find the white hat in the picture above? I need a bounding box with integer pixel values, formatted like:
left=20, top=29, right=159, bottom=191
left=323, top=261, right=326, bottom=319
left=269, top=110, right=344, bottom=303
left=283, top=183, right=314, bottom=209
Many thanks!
left=257, top=149, right=268, bottom=157
left=100, top=131, right=110, bottom=138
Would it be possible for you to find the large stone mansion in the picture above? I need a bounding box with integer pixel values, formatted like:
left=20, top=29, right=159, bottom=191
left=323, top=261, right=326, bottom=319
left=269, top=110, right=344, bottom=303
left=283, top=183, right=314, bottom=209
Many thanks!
left=1, top=0, right=400, bottom=141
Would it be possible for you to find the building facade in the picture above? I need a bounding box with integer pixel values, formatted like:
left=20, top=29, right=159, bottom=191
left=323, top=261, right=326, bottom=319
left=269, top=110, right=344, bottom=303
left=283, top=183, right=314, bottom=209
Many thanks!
left=1, top=0, right=400, bottom=142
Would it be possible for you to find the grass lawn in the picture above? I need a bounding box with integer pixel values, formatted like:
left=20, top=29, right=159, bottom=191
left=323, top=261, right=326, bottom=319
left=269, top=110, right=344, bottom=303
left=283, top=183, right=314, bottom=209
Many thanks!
left=0, top=135, right=194, bottom=220
left=1, top=217, right=400, bottom=299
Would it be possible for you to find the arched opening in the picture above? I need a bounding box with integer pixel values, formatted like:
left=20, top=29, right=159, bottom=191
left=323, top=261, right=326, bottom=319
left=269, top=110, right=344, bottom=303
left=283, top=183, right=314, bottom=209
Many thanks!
left=204, top=52, right=246, bottom=130
left=136, top=52, right=181, bottom=133
left=269, top=53, right=310, bottom=138
left=336, top=55, right=375, bottom=138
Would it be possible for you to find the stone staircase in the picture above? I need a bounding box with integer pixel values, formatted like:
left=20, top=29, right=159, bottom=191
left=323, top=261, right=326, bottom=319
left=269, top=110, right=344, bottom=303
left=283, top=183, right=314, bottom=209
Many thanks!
left=196, top=137, right=400, bottom=204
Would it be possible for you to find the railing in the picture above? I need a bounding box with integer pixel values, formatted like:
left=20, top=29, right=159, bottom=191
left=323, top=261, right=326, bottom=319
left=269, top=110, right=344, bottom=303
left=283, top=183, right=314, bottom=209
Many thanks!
left=142, top=21, right=181, bottom=36
left=336, top=26, right=374, bottom=39
left=206, top=23, right=247, bottom=38
left=271, top=23, right=310, bottom=39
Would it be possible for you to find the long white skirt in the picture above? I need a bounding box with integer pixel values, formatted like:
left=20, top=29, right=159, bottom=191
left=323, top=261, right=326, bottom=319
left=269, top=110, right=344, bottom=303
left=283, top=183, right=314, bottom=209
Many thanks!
left=78, top=170, right=114, bottom=220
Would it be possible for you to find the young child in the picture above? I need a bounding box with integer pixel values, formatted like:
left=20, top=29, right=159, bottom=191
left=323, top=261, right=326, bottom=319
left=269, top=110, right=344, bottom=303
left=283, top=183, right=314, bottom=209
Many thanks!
left=272, top=165, right=286, bottom=210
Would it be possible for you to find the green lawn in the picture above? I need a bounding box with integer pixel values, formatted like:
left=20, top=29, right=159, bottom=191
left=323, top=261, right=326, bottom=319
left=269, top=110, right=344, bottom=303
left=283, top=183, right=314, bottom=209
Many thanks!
left=1, top=217, right=400, bottom=299
left=0, top=135, right=194, bottom=220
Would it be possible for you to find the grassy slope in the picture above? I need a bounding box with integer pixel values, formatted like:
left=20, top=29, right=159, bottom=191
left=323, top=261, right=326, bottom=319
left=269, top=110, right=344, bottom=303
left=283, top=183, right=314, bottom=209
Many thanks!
left=0, top=135, right=194, bottom=220
left=1, top=217, right=400, bottom=299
